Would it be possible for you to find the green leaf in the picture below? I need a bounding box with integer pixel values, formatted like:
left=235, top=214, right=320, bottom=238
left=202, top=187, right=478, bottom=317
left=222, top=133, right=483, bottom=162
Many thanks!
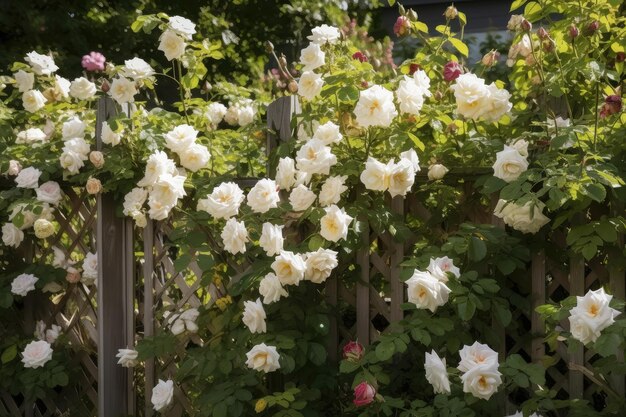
left=448, top=38, right=468, bottom=57
left=337, top=85, right=360, bottom=102
left=510, top=0, right=527, bottom=11
left=340, top=360, right=360, bottom=373
left=1, top=345, right=17, bottom=364
left=596, top=221, right=618, bottom=243
left=407, top=132, right=425, bottom=152
left=583, top=183, right=606, bottom=203
left=213, top=402, right=228, bottom=417
left=388, top=0, right=395, bottom=6
left=458, top=298, right=476, bottom=321
left=375, top=340, right=396, bottom=361
left=308, top=343, right=327, bottom=366
left=468, top=237, right=487, bottom=262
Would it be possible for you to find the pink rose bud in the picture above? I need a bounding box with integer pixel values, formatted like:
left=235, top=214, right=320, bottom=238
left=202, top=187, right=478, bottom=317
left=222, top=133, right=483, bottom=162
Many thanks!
left=568, top=24, right=579, bottom=40
left=521, top=19, right=532, bottom=32
left=343, top=341, right=364, bottom=362
left=7, top=160, right=22, bottom=176
left=393, top=16, right=411, bottom=37
left=600, top=95, right=622, bottom=118
left=443, top=61, right=463, bottom=82
left=481, top=50, right=500, bottom=67
left=89, top=151, right=105, bottom=169
left=81, top=51, right=106, bottom=72
left=537, top=27, right=549, bottom=40
left=360, top=80, right=369, bottom=89
left=353, top=382, right=376, bottom=407
left=543, top=40, right=555, bottom=53
left=408, top=63, right=421, bottom=75
left=100, top=80, right=110, bottom=93
left=616, top=52, right=626, bottom=63
left=584, top=21, right=600, bottom=36
left=352, top=52, right=368, bottom=63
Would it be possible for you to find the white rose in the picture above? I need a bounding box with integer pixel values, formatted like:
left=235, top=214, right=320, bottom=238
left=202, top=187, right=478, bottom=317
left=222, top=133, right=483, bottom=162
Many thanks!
left=507, top=15, right=525, bottom=31
left=179, top=308, right=200, bottom=333
left=320, top=205, right=353, bottom=242
left=45, top=324, right=61, bottom=344
left=197, top=182, right=245, bottom=219
left=413, top=70, right=432, bottom=97
left=424, top=350, right=451, bottom=394
left=116, top=348, right=139, bottom=367
left=62, top=117, right=87, bottom=139
left=122, top=57, right=155, bottom=80
left=427, top=256, right=460, bottom=283
left=568, top=288, right=621, bottom=345
left=259, top=223, right=284, bottom=257
left=307, top=24, right=341, bottom=45
left=221, top=218, right=248, bottom=254
left=137, top=151, right=177, bottom=187
left=34, top=219, right=55, bottom=239
left=360, top=157, right=391, bottom=192
left=63, top=138, right=90, bottom=155
left=428, top=164, right=449, bottom=180
left=457, top=342, right=500, bottom=373
left=25, top=51, right=58, bottom=75
left=16, top=128, right=47, bottom=145
left=450, top=73, right=490, bottom=120
left=108, top=77, right=137, bottom=105
left=461, top=363, right=502, bottom=400
left=206, top=102, right=227, bottom=127
left=169, top=16, right=196, bottom=39
left=388, top=158, right=415, bottom=198
left=247, top=178, right=280, bottom=214
left=246, top=343, right=281, bottom=373
left=13, top=70, right=34, bottom=92
left=482, top=83, right=512, bottom=122
left=396, top=76, right=426, bottom=115
left=36, top=181, right=62, bottom=205
left=493, top=199, right=550, bottom=234
left=11, top=273, right=39, bottom=296
left=406, top=269, right=451, bottom=312
left=224, top=105, right=239, bottom=125
left=236, top=103, right=255, bottom=126
left=259, top=273, right=289, bottom=304
left=242, top=298, right=267, bottom=334
left=164, top=124, right=198, bottom=152
left=150, top=173, right=186, bottom=209
left=275, top=157, right=297, bottom=191
left=304, top=248, right=338, bottom=284
left=354, top=85, right=398, bottom=128
left=53, top=76, right=71, bottom=99
left=312, top=121, right=342, bottom=145
left=319, top=175, right=348, bottom=207
left=159, top=30, right=186, bottom=61
left=15, top=166, right=41, bottom=189
left=272, top=251, right=306, bottom=286
left=289, top=184, right=316, bottom=211
left=296, top=139, right=337, bottom=175
left=3, top=223, right=24, bottom=247
left=300, top=43, right=325, bottom=71
left=101, top=121, right=122, bottom=146
left=21, top=340, right=53, bottom=369
left=7, top=160, right=22, bottom=176
left=22, top=90, right=47, bottom=113
left=400, top=149, right=421, bottom=172
left=69, top=77, right=97, bottom=100
left=59, top=150, right=86, bottom=174
left=82, top=252, right=98, bottom=285
left=151, top=379, right=174, bottom=411
left=178, top=143, right=210, bottom=172
left=297, top=71, right=324, bottom=101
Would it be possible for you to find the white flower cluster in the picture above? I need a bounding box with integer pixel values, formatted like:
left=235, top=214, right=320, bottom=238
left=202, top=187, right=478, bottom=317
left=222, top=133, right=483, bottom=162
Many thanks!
left=568, top=288, right=620, bottom=345
left=492, top=140, right=528, bottom=182
left=164, top=124, right=211, bottom=172
left=59, top=117, right=91, bottom=175
left=406, top=256, right=458, bottom=312
left=165, top=308, right=200, bottom=335
left=224, top=99, right=256, bottom=127
left=34, top=320, right=62, bottom=344
left=158, top=15, right=195, bottom=62
left=396, top=70, right=432, bottom=115
left=360, top=149, right=420, bottom=198
left=451, top=73, right=512, bottom=122
left=296, top=24, right=339, bottom=101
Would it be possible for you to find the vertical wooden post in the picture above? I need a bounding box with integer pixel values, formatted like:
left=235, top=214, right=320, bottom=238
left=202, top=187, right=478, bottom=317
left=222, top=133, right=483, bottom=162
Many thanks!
left=265, top=95, right=300, bottom=176
left=96, top=97, right=134, bottom=416
left=326, top=276, right=339, bottom=362
left=531, top=250, right=546, bottom=363
left=143, top=220, right=156, bottom=417
left=356, top=220, right=370, bottom=345
left=568, top=255, right=585, bottom=398
left=389, top=196, right=404, bottom=323
left=609, top=202, right=625, bottom=396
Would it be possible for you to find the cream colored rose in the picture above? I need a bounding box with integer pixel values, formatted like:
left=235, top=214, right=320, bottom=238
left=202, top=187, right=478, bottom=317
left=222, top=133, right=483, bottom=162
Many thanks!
left=7, top=160, right=22, bottom=176
left=271, top=251, right=306, bottom=286
left=427, top=164, right=449, bottom=180
left=69, top=77, right=97, bottom=100
left=242, top=298, right=267, bottom=334
left=169, top=15, right=196, bottom=39
left=137, top=151, right=177, bottom=187
left=22, top=90, right=47, bottom=112
left=396, top=75, right=426, bottom=115
left=151, top=379, right=174, bottom=411
left=457, top=342, right=499, bottom=373
left=16, top=128, right=47, bottom=145
left=354, top=85, right=398, bottom=128
left=11, top=273, right=38, bottom=296
left=13, top=70, right=34, bottom=92
left=221, top=218, right=248, bottom=254
left=24, top=51, right=58, bottom=75
left=259, top=223, right=284, bottom=257
left=427, top=256, right=460, bottom=282
left=319, top=175, right=348, bottom=207
left=493, top=145, right=528, bottom=182
left=245, top=343, right=281, bottom=373
left=450, top=73, right=490, bottom=120
left=178, top=143, right=210, bottom=172
left=247, top=179, right=280, bottom=214
left=320, top=205, right=353, bottom=242
left=406, top=269, right=451, bottom=312
left=89, top=151, right=105, bottom=168
left=275, top=157, right=297, bottom=191
left=36, top=181, right=62, bottom=205
left=34, top=219, right=55, bottom=239
left=65, top=267, right=81, bottom=284
left=295, top=139, right=337, bottom=175
left=400, top=149, right=420, bottom=172
left=259, top=273, right=288, bottom=304
left=304, top=248, right=338, bottom=284
left=101, top=121, right=122, bottom=146
left=82, top=252, right=98, bottom=285
left=108, top=77, right=137, bottom=105
left=388, top=158, right=415, bottom=198
left=62, top=117, right=86, bottom=139
left=86, top=177, right=102, bottom=195
left=159, top=30, right=186, bottom=61
left=312, top=121, right=342, bottom=145
left=164, top=124, right=198, bottom=152
left=461, top=363, right=502, bottom=400
left=493, top=199, right=550, bottom=234
left=299, top=43, right=325, bottom=71
left=122, top=57, right=155, bottom=80
left=308, top=24, right=340, bottom=45
left=21, top=340, right=53, bottom=369
left=568, top=288, right=621, bottom=345
left=15, top=166, right=41, bottom=189
left=297, top=71, right=324, bottom=101
left=360, top=157, right=391, bottom=192
left=2, top=223, right=24, bottom=247
left=424, top=350, right=451, bottom=394
left=197, top=182, right=245, bottom=219
left=59, top=150, right=86, bottom=174
left=289, top=184, right=316, bottom=211
left=205, top=102, right=227, bottom=127
left=116, top=348, right=139, bottom=367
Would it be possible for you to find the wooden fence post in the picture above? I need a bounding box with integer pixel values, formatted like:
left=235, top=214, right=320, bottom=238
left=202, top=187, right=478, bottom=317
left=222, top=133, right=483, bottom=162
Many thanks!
left=96, top=96, right=135, bottom=417
left=143, top=220, right=156, bottom=417
left=266, top=95, right=300, bottom=177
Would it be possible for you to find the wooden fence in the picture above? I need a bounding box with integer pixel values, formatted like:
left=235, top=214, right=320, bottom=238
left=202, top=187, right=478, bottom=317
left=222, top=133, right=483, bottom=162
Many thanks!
left=1, top=96, right=624, bottom=416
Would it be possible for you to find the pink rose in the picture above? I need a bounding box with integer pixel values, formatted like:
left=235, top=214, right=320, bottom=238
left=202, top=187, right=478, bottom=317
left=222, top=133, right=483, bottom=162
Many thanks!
left=81, top=52, right=106, bottom=72
left=352, top=52, right=368, bottom=63
left=443, top=61, right=463, bottom=82
left=342, top=340, right=364, bottom=362
left=353, top=381, right=376, bottom=407
left=393, top=16, right=411, bottom=37
left=600, top=95, right=622, bottom=118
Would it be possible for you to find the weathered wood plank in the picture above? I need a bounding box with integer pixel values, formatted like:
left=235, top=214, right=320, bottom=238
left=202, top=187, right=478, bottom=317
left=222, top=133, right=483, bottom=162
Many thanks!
left=143, top=220, right=156, bottom=417
left=356, top=220, right=370, bottom=345
left=568, top=254, right=585, bottom=398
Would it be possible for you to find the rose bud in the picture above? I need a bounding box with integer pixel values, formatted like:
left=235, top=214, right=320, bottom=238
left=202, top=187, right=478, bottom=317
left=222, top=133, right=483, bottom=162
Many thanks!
left=393, top=15, right=411, bottom=37
left=343, top=341, right=365, bottom=362
left=100, top=80, right=110, bottom=93
left=543, top=40, right=555, bottom=53
left=352, top=51, right=368, bottom=62
left=287, top=80, right=298, bottom=93
left=264, top=41, right=275, bottom=54
left=202, top=81, right=213, bottom=93
left=353, top=382, right=376, bottom=407
left=481, top=50, right=500, bottom=67
left=428, top=164, right=449, bottom=180
left=86, top=177, right=102, bottom=195
left=616, top=52, right=626, bottom=63
left=7, top=160, right=22, bottom=176
left=444, top=5, right=458, bottom=20
left=407, top=9, right=418, bottom=22
left=408, top=63, right=421, bottom=75
left=521, top=19, right=532, bottom=32
left=584, top=20, right=600, bottom=36
left=443, top=61, right=463, bottom=81
left=537, top=27, right=549, bottom=40
left=600, top=95, right=623, bottom=118
left=89, top=151, right=105, bottom=169
left=568, top=24, right=579, bottom=40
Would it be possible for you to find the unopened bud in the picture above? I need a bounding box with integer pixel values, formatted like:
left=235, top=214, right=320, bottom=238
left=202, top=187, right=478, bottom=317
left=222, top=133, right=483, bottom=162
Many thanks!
left=617, top=52, right=626, bottom=63
left=568, top=24, right=579, bottom=40
left=521, top=19, right=532, bottom=32
left=543, top=40, right=555, bottom=53
left=7, top=160, right=21, bottom=176
left=371, top=58, right=381, bottom=70
left=264, top=41, right=274, bottom=54
left=100, top=80, right=110, bottom=93
left=584, top=20, right=600, bottom=36
left=86, top=177, right=102, bottom=195
left=434, top=90, right=444, bottom=101
left=446, top=123, right=458, bottom=133
left=537, top=27, right=549, bottom=40
left=407, top=9, right=418, bottom=22
left=398, top=4, right=406, bottom=15
left=278, top=54, right=288, bottom=70
left=288, top=80, right=298, bottom=93
left=66, top=267, right=81, bottom=284
left=444, top=6, right=458, bottom=20
left=202, top=81, right=212, bottom=93
left=481, top=50, right=500, bottom=67
left=393, top=16, right=411, bottom=37
left=408, top=63, right=421, bottom=75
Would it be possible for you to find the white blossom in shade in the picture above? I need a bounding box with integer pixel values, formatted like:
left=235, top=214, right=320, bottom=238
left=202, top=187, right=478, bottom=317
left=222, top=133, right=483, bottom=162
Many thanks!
left=2, top=223, right=24, bottom=247
left=34, top=218, right=55, bottom=238
left=22, top=90, right=47, bottom=112
left=169, top=16, right=196, bottom=40
left=150, top=173, right=187, bottom=209
left=25, top=51, right=58, bottom=75
left=304, top=248, right=338, bottom=284
left=289, top=184, right=316, bottom=211
left=312, top=121, right=342, bottom=145
left=13, top=70, right=34, bottom=92
left=81, top=252, right=98, bottom=284
left=122, top=57, right=155, bottom=80
left=45, top=324, right=61, bottom=344
left=457, top=342, right=500, bottom=373
left=396, top=76, right=426, bottom=115
left=568, top=288, right=621, bottom=345
left=34, top=321, right=47, bottom=340
left=461, top=363, right=502, bottom=400
left=413, top=70, right=432, bottom=97
left=54, top=76, right=71, bottom=99
left=205, top=102, right=227, bottom=127
left=35, top=181, right=62, bottom=206
left=427, top=256, right=460, bottom=283
left=159, top=29, right=186, bottom=61
left=147, top=197, right=172, bottom=221
left=493, top=199, right=550, bottom=234
left=166, top=308, right=199, bottom=335
left=116, top=348, right=139, bottom=367
left=272, top=251, right=306, bottom=286
left=164, top=124, right=198, bottom=152
left=221, top=218, right=248, bottom=255
left=320, top=205, right=353, bottom=242
left=388, top=158, right=415, bottom=198
left=15, top=166, right=41, bottom=189
left=360, top=157, right=391, bottom=192
left=307, top=24, right=341, bottom=45
left=483, top=83, right=512, bottom=122
left=69, top=77, right=97, bottom=100
left=275, top=157, right=297, bottom=191
left=424, top=350, right=451, bottom=394
left=224, top=105, right=239, bottom=125
left=493, top=145, right=528, bottom=182
left=108, top=77, right=137, bottom=105
left=428, top=164, right=449, bottom=180
left=197, top=182, right=245, bottom=219
left=51, top=246, right=68, bottom=268
left=246, top=343, right=281, bottom=373
left=319, top=175, right=348, bottom=207
left=547, top=115, right=570, bottom=136
left=406, top=269, right=451, bottom=312
left=151, top=379, right=174, bottom=412
left=294, top=170, right=312, bottom=188
left=21, top=340, right=53, bottom=369
left=63, top=138, right=90, bottom=156
left=354, top=85, right=398, bottom=128
left=137, top=151, right=177, bottom=187
left=11, top=273, right=38, bottom=296
left=300, top=43, right=325, bottom=71
left=59, top=150, right=84, bottom=175
left=259, top=273, right=288, bottom=304
left=242, top=298, right=267, bottom=334
left=259, top=223, right=284, bottom=257
left=450, top=73, right=490, bottom=120
left=400, top=149, right=420, bottom=172
left=298, top=71, right=324, bottom=101
left=178, top=143, right=210, bottom=172
left=247, top=178, right=280, bottom=214
left=101, top=121, right=122, bottom=146
left=62, top=117, right=86, bottom=139
left=224, top=100, right=256, bottom=127
left=16, top=128, right=47, bottom=145
left=295, top=139, right=337, bottom=175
